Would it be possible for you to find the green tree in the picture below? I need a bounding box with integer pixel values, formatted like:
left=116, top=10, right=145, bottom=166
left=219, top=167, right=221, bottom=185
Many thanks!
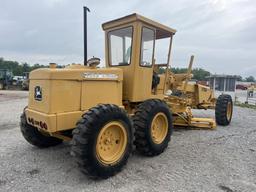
left=245, top=76, right=255, bottom=82
left=171, top=67, right=187, bottom=74
left=236, top=75, right=243, bottom=81
left=158, top=67, right=211, bottom=81
left=191, top=68, right=210, bottom=81
left=0, top=58, right=46, bottom=76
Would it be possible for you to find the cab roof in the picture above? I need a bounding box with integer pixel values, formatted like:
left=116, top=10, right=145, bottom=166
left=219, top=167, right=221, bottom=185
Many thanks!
left=102, top=13, right=176, bottom=39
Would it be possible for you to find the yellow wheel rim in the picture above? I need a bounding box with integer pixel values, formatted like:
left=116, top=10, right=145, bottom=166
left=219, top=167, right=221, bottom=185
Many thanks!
left=226, top=102, right=232, bottom=120
left=96, top=121, right=127, bottom=165
left=150, top=112, right=168, bottom=144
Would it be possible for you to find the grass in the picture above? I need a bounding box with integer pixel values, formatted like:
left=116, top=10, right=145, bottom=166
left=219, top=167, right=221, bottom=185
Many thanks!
left=235, top=101, right=256, bottom=110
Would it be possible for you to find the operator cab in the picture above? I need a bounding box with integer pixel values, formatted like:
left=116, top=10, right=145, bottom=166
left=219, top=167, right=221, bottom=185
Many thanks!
left=102, top=13, right=176, bottom=102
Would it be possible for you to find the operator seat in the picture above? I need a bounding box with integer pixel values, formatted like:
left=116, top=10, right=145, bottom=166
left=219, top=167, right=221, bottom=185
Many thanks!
left=152, top=72, right=160, bottom=90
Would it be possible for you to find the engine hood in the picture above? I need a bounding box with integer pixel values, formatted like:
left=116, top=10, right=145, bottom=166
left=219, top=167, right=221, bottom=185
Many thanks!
left=29, top=65, right=123, bottom=81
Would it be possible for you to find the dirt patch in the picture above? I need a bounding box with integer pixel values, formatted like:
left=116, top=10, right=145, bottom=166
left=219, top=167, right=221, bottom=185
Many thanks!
left=218, top=185, right=234, bottom=192
left=0, top=179, right=7, bottom=186
left=0, top=123, right=18, bottom=131
left=0, top=90, right=28, bottom=102
left=27, top=169, right=40, bottom=176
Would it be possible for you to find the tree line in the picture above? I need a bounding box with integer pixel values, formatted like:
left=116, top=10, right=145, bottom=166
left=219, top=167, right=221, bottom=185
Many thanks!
left=158, top=67, right=211, bottom=81
left=0, top=57, right=255, bottom=82
left=0, top=57, right=45, bottom=76
left=170, top=68, right=255, bottom=82
left=236, top=75, right=255, bottom=83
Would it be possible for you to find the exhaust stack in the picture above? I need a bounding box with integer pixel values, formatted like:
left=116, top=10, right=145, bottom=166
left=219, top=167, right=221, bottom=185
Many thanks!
left=84, top=6, right=90, bottom=66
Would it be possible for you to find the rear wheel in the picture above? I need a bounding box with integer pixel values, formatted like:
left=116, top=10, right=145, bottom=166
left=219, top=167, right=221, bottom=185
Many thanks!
left=133, top=99, right=173, bottom=156
left=215, top=94, right=233, bottom=126
left=71, top=104, right=132, bottom=179
left=20, top=112, right=63, bottom=148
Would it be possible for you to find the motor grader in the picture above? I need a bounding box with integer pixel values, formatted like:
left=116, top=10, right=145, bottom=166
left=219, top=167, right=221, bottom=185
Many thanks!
left=20, top=11, right=233, bottom=179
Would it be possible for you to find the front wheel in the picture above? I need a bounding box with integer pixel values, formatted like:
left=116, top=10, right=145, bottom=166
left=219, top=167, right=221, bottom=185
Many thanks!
left=215, top=94, right=233, bottom=126
left=71, top=104, right=133, bottom=179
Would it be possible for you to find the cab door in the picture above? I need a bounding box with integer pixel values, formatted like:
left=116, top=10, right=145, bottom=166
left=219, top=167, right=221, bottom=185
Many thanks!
left=132, top=25, right=155, bottom=101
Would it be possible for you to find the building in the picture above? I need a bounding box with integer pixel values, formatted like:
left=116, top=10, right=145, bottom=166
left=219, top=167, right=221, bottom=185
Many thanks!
left=207, top=75, right=238, bottom=92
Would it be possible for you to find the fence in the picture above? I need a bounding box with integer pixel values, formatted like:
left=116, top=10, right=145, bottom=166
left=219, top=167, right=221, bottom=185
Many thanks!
left=245, top=90, right=256, bottom=105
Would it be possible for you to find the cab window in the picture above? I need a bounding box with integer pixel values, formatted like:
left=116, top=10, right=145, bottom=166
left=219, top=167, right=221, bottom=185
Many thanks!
left=140, top=27, right=155, bottom=67
left=155, top=37, right=171, bottom=65
left=108, top=26, right=133, bottom=66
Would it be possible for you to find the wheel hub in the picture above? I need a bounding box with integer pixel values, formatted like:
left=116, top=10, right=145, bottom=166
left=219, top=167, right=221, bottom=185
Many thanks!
left=226, top=102, right=232, bottom=120
left=96, top=121, right=127, bottom=165
left=151, top=112, right=168, bottom=144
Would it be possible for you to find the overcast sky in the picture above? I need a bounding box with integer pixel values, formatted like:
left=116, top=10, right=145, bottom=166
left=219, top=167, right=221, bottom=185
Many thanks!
left=0, top=0, right=255, bottom=77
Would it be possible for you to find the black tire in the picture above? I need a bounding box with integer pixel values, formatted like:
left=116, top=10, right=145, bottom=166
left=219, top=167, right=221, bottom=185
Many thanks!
left=71, top=104, right=133, bottom=179
left=215, top=94, right=233, bottom=126
left=20, top=112, right=63, bottom=148
left=133, top=99, right=173, bottom=156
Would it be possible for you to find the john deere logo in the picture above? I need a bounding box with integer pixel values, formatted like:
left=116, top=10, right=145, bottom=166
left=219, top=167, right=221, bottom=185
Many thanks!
left=34, top=86, right=42, bottom=101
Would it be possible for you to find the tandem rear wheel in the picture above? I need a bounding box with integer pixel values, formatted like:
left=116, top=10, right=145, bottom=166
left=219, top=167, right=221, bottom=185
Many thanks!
left=133, top=99, right=173, bottom=156
left=71, top=104, right=133, bottom=179
left=71, top=101, right=173, bottom=178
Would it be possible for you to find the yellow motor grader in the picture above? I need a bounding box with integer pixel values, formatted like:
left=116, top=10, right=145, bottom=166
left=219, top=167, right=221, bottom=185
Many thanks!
left=20, top=10, right=233, bottom=179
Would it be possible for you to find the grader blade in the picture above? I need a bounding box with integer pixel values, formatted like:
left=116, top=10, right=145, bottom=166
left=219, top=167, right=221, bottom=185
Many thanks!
left=189, top=117, right=216, bottom=129
left=173, top=114, right=216, bottom=129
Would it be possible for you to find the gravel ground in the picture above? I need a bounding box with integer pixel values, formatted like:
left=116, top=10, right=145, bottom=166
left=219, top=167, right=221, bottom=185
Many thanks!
left=0, top=90, right=256, bottom=192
